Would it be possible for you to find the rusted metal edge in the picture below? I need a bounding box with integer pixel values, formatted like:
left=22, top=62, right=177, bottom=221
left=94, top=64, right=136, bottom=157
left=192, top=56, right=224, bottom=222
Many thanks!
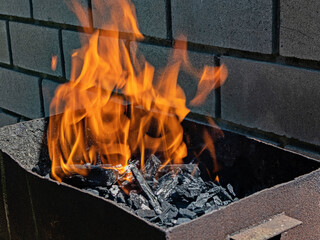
left=229, top=213, right=302, bottom=240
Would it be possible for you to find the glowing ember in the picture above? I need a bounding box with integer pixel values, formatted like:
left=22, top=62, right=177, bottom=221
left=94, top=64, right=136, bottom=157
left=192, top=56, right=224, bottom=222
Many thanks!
left=47, top=0, right=227, bottom=185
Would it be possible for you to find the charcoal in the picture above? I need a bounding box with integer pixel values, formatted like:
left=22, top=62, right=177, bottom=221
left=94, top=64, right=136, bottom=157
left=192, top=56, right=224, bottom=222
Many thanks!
left=164, top=222, right=174, bottom=227
left=156, top=171, right=174, bottom=189
left=220, top=187, right=234, bottom=201
left=159, top=164, right=200, bottom=177
left=110, top=185, right=120, bottom=198
left=178, top=208, right=196, bottom=219
left=135, top=209, right=156, bottom=218
left=104, top=169, right=117, bottom=186
left=155, top=169, right=180, bottom=201
left=140, top=203, right=151, bottom=210
left=142, top=154, right=161, bottom=180
left=177, top=218, right=191, bottom=224
left=158, top=203, right=178, bottom=222
left=84, top=188, right=99, bottom=195
left=208, top=186, right=221, bottom=195
left=213, top=195, right=223, bottom=206
left=227, top=183, right=236, bottom=197
left=194, top=192, right=210, bottom=208
left=96, top=186, right=109, bottom=197
left=146, top=179, right=158, bottom=190
left=205, top=181, right=217, bottom=188
left=130, top=165, right=162, bottom=214
left=86, top=168, right=117, bottom=187
left=204, top=205, right=219, bottom=214
left=116, top=191, right=126, bottom=203
left=128, top=191, right=149, bottom=210
left=117, top=203, right=134, bottom=212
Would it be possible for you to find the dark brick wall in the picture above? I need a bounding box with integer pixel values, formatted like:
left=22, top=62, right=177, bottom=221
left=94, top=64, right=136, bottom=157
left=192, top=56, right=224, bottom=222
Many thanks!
left=0, top=0, right=319, bottom=155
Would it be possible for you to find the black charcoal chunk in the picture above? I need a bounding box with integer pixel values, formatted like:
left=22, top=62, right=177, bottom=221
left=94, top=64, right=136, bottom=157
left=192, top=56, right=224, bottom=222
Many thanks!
left=116, top=191, right=126, bottom=203
left=205, top=205, right=218, bottom=214
left=208, top=186, right=221, bottom=195
left=158, top=203, right=178, bottom=221
left=177, top=218, right=191, bottom=224
left=84, top=188, right=99, bottom=195
left=128, top=191, right=149, bottom=210
left=155, top=169, right=180, bottom=201
left=130, top=165, right=162, bottom=214
left=110, top=185, right=120, bottom=197
left=194, top=192, right=210, bottom=208
left=96, top=186, right=109, bottom=197
left=135, top=209, right=157, bottom=218
left=117, top=203, right=134, bottom=212
left=213, top=195, right=223, bottom=206
left=85, top=168, right=117, bottom=187
left=220, top=187, right=234, bottom=201
left=178, top=208, right=197, bottom=219
left=142, top=154, right=161, bottom=180
left=227, top=183, right=236, bottom=197
left=159, top=164, right=200, bottom=177
left=164, top=222, right=174, bottom=227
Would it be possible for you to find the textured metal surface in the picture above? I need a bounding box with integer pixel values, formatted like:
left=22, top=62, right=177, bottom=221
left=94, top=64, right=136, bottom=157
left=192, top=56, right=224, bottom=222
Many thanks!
left=0, top=119, right=319, bottom=240
left=0, top=151, right=166, bottom=240
left=229, top=214, right=302, bottom=240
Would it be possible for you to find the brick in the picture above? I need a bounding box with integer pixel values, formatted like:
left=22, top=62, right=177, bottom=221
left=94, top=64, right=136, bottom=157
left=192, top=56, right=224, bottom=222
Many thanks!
left=130, top=42, right=217, bottom=117
left=221, top=56, right=320, bottom=146
left=33, top=0, right=90, bottom=27
left=92, top=0, right=167, bottom=39
left=42, top=79, right=63, bottom=117
left=0, top=21, right=10, bottom=64
left=0, top=68, right=41, bottom=118
left=131, top=0, right=167, bottom=38
left=9, top=22, right=62, bottom=76
left=62, top=30, right=89, bottom=79
left=171, top=0, right=273, bottom=54
left=0, top=0, right=30, bottom=18
left=0, top=110, right=18, bottom=128
left=280, top=0, right=320, bottom=61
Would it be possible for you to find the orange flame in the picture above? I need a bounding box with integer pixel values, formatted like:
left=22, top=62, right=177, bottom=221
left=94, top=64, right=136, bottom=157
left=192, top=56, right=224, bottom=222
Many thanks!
left=47, top=0, right=227, bottom=183
left=51, top=55, right=58, bottom=71
left=215, top=175, right=219, bottom=183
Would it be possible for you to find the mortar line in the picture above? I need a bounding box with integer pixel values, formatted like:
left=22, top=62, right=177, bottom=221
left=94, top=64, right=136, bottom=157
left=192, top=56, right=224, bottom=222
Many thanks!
left=58, top=29, right=66, bottom=78
left=5, top=21, right=13, bottom=65
left=38, top=78, right=45, bottom=117
left=214, top=56, right=221, bottom=118
left=0, top=154, right=12, bottom=240
left=25, top=175, right=39, bottom=240
left=165, top=0, right=173, bottom=41
left=272, top=0, right=280, bottom=55
left=87, top=0, right=94, bottom=30
left=0, top=107, right=23, bottom=119
left=0, top=62, right=68, bottom=84
left=29, top=0, right=34, bottom=19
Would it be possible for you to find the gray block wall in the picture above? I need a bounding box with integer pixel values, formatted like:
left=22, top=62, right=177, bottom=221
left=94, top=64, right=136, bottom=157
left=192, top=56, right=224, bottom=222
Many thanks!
left=0, top=0, right=319, bottom=152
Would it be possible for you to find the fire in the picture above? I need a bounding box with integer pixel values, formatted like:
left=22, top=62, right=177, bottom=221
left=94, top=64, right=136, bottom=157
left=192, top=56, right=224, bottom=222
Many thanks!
left=47, top=0, right=227, bottom=183
left=51, top=55, right=58, bottom=71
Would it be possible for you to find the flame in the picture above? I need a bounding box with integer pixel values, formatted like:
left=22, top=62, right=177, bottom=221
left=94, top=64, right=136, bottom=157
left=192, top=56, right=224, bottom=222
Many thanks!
left=51, top=55, right=58, bottom=71
left=215, top=175, right=219, bottom=183
left=47, top=0, right=227, bottom=184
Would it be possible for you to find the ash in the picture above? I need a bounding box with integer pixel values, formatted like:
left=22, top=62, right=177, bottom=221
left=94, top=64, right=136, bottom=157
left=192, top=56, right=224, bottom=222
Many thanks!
left=35, top=154, right=238, bottom=228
